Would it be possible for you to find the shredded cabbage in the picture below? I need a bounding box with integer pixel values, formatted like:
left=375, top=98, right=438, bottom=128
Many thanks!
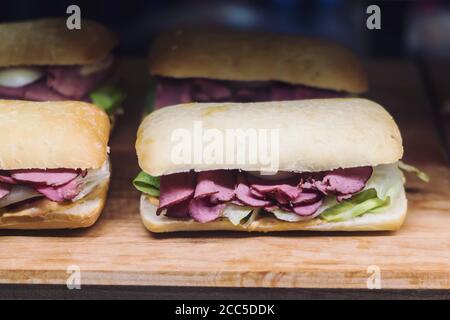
left=73, top=160, right=111, bottom=201
left=320, top=163, right=404, bottom=221
left=398, top=161, right=430, bottom=182
left=222, top=204, right=253, bottom=225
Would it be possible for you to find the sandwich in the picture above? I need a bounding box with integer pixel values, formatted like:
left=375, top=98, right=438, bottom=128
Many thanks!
left=0, top=100, right=110, bottom=229
left=147, top=29, right=368, bottom=111
left=0, top=18, right=126, bottom=119
left=134, top=98, right=408, bottom=233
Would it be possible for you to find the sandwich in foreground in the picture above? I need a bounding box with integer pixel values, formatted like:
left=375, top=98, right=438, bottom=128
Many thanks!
left=0, top=100, right=111, bottom=229
left=147, top=29, right=368, bottom=111
left=135, top=98, right=407, bottom=233
left=0, top=18, right=126, bottom=118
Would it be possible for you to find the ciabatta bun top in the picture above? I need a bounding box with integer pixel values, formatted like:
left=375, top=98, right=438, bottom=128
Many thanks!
left=149, top=29, right=368, bottom=93
left=136, top=98, right=403, bottom=176
left=0, top=18, right=117, bottom=67
left=0, top=100, right=110, bottom=170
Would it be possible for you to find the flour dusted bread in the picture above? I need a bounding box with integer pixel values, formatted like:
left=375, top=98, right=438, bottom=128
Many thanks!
left=136, top=98, right=403, bottom=176
left=0, top=181, right=108, bottom=229
left=0, top=100, right=110, bottom=170
left=0, top=18, right=117, bottom=67
left=149, top=29, right=368, bottom=93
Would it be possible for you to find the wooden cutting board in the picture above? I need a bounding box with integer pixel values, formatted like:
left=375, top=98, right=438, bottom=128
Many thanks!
left=0, top=59, right=449, bottom=289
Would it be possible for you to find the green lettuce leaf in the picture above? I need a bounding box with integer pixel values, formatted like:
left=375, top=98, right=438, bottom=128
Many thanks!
left=398, top=161, right=430, bottom=182
left=320, top=189, right=389, bottom=222
left=90, top=83, right=127, bottom=113
left=133, top=171, right=160, bottom=197
left=320, top=163, right=404, bottom=222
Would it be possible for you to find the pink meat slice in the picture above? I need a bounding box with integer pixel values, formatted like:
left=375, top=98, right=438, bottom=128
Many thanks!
left=0, top=172, right=16, bottom=184
left=235, top=175, right=273, bottom=207
left=10, top=169, right=79, bottom=186
left=321, top=166, right=373, bottom=195
left=292, top=198, right=323, bottom=216
left=23, top=82, right=67, bottom=101
left=165, top=199, right=190, bottom=219
left=194, top=170, right=235, bottom=203
left=0, top=85, right=27, bottom=99
left=0, top=82, right=66, bottom=101
left=0, top=182, right=11, bottom=199
left=189, top=197, right=226, bottom=223
left=191, top=79, right=232, bottom=101
left=47, top=66, right=110, bottom=100
left=154, top=78, right=192, bottom=109
left=157, top=172, right=197, bottom=213
left=292, top=192, right=321, bottom=205
left=34, top=179, right=81, bottom=202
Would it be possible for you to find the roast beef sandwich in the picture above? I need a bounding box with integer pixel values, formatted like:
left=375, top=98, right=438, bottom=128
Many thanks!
left=0, top=18, right=125, bottom=118
left=147, top=29, right=368, bottom=111
left=0, top=100, right=111, bottom=229
left=134, top=98, right=408, bottom=233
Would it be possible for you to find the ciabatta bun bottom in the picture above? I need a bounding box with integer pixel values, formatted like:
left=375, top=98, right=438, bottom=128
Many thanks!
left=0, top=181, right=109, bottom=230
left=140, top=187, right=407, bottom=233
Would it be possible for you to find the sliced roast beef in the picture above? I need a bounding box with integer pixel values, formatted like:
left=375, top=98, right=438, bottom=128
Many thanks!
left=235, top=174, right=273, bottom=207
left=23, top=82, right=67, bottom=101
left=154, top=77, right=345, bottom=109
left=0, top=182, right=11, bottom=199
left=47, top=66, right=110, bottom=100
left=189, top=197, right=226, bottom=223
left=0, top=172, right=16, bottom=184
left=292, top=199, right=323, bottom=216
left=165, top=199, right=191, bottom=219
left=157, top=172, right=197, bottom=213
left=10, top=169, right=79, bottom=186
left=303, top=166, right=373, bottom=200
left=0, top=85, right=27, bottom=99
left=154, top=78, right=192, bottom=109
left=35, top=179, right=81, bottom=202
left=156, top=166, right=373, bottom=223
left=194, top=170, right=235, bottom=203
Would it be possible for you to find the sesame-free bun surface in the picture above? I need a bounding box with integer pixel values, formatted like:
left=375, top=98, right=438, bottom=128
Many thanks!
left=140, top=186, right=407, bottom=232
left=136, top=99, right=403, bottom=176
left=149, top=29, right=368, bottom=93
left=0, top=100, right=110, bottom=170
left=0, top=181, right=108, bottom=229
left=0, top=18, right=117, bottom=67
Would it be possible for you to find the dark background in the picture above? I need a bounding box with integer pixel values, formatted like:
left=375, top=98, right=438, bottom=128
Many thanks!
left=1, top=0, right=450, bottom=59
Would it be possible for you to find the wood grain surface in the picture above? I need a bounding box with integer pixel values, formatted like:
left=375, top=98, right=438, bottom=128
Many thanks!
left=0, top=59, right=449, bottom=290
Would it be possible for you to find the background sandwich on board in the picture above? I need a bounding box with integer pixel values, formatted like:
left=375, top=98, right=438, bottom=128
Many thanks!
left=0, top=18, right=126, bottom=122
left=146, top=28, right=368, bottom=112
left=0, top=100, right=111, bottom=229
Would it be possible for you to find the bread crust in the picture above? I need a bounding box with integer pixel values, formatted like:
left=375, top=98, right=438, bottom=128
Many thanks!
left=0, top=18, right=117, bottom=67
left=0, top=181, right=109, bottom=229
left=140, top=187, right=407, bottom=233
left=0, top=100, right=110, bottom=170
left=136, top=99, right=403, bottom=176
left=149, top=29, right=368, bottom=93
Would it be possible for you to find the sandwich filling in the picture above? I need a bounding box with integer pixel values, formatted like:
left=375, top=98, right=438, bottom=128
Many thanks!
left=0, top=56, right=125, bottom=114
left=152, top=77, right=346, bottom=110
left=0, top=160, right=110, bottom=210
left=134, top=163, right=405, bottom=224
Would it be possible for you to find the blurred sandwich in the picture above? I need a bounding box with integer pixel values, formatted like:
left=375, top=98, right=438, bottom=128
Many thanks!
left=134, top=98, right=407, bottom=233
left=0, top=18, right=126, bottom=119
left=0, top=100, right=110, bottom=229
left=147, top=29, right=368, bottom=111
